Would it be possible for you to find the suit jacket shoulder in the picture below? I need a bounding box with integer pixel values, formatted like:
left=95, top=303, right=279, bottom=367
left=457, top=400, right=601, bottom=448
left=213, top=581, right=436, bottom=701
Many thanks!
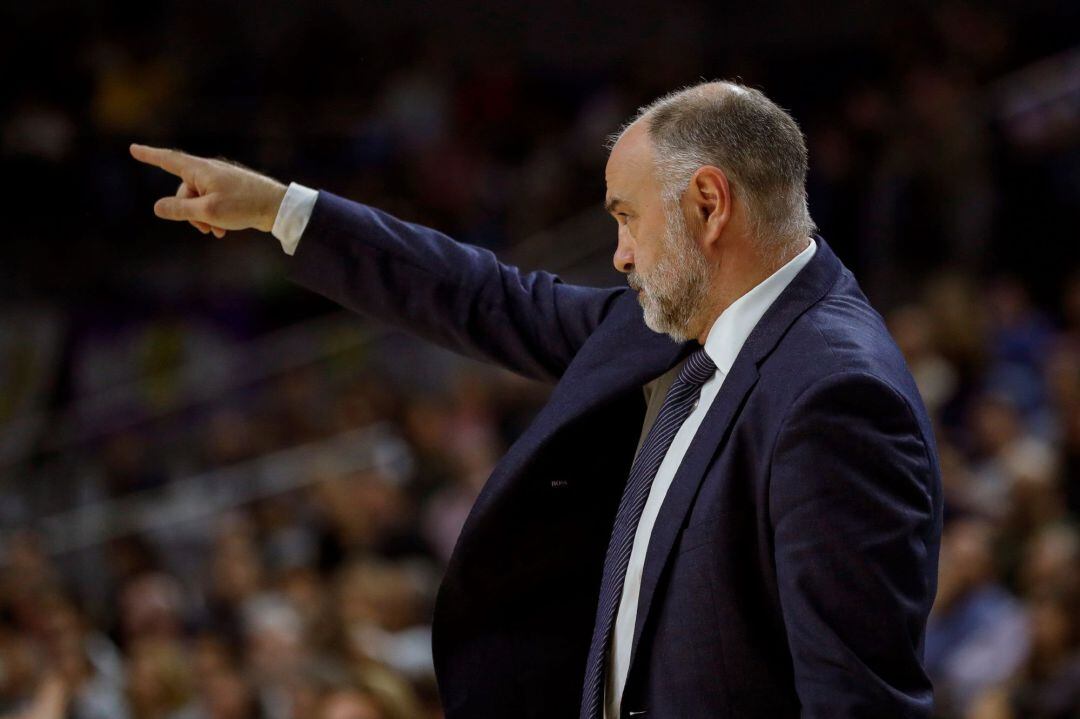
left=756, top=264, right=935, bottom=455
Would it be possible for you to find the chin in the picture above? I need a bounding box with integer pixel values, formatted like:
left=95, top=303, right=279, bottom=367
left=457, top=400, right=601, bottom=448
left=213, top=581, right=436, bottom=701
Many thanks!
left=642, top=305, right=692, bottom=343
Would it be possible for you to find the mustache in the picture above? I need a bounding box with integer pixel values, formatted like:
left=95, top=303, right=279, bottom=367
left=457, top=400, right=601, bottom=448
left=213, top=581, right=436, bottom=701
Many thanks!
left=627, top=273, right=642, bottom=292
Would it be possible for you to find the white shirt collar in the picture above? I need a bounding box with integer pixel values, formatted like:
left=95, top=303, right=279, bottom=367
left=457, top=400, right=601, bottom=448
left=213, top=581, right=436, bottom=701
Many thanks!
left=702, top=238, right=817, bottom=375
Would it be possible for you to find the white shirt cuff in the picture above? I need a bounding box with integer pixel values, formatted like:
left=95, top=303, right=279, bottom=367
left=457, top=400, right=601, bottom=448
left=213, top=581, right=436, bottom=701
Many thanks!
left=271, top=182, right=319, bottom=256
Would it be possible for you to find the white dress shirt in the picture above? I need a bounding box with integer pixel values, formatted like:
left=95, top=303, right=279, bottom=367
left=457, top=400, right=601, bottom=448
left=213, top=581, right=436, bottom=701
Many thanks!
left=603, top=236, right=816, bottom=719
left=270, top=184, right=817, bottom=718
left=271, top=182, right=319, bottom=255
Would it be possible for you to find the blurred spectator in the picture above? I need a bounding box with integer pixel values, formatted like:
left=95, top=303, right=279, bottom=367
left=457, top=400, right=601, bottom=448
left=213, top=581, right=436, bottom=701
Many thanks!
left=1007, top=591, right=1080, bottom=719
left=926, top=518, right=1030, bottom=716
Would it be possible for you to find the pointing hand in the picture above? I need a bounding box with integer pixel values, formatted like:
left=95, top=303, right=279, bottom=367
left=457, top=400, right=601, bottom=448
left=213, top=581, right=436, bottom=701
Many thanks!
left=129, top=144, right=287, bottom=237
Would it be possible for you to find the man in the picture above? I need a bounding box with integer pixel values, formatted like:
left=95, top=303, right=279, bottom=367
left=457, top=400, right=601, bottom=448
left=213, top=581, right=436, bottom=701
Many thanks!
left=131, top=80, right=943, bottom=718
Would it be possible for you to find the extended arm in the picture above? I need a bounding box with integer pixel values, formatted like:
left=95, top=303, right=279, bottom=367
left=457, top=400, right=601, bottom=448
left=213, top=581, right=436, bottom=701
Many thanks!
left=282, top=190, right=622, bottom=382
left=129, top=144, right=623, bottom=382
left=769, top=372, right=942, bottom=718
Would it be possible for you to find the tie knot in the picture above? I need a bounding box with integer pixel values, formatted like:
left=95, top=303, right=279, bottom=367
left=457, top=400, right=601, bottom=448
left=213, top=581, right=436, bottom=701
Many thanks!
left=677, top=347, right=717, bottom=388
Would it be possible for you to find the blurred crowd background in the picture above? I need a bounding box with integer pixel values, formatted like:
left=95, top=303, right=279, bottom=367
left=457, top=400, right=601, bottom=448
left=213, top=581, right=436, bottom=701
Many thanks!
left=2, top=1, right=1079, bottom=717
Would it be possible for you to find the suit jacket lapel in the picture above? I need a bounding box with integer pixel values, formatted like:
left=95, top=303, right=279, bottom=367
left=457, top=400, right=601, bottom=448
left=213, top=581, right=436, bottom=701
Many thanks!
left=626, top=359, right=759, bottom=670
left=627, top=235, right=845, bottom=675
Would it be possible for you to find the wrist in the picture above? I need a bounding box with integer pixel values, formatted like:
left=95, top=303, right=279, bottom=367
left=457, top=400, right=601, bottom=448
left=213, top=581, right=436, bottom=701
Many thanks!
left=259, top=181, right=288, bottom=233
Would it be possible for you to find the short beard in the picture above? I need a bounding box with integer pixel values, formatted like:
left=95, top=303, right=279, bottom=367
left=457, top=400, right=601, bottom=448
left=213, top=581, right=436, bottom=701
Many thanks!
left=628, top=197, right=712, bottom=342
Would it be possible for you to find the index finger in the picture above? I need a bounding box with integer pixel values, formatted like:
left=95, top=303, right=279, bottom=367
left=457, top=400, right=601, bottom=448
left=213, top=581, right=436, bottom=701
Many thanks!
left=129, top=143, right=200, bottom=178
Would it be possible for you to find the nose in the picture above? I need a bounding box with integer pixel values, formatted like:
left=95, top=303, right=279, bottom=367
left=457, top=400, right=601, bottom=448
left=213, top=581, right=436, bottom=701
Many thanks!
left=612, top=231, right=635, bottom=275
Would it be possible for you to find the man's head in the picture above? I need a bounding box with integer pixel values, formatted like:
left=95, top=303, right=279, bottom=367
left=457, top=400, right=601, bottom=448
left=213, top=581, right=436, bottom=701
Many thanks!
left=604, top=80, right=814, bottom=343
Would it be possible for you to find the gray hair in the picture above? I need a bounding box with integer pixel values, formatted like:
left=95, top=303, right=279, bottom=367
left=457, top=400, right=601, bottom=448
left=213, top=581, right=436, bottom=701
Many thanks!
left=609, top=80, right=815, bottom=254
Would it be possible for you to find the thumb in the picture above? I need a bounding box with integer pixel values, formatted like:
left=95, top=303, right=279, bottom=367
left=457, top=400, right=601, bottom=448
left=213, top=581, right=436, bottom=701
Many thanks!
left=153, top=194, right=214, bottom=224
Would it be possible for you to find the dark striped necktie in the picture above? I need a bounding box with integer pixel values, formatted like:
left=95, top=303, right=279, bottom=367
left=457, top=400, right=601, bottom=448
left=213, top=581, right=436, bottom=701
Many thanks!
left=580, top=346, right=718, bottom=719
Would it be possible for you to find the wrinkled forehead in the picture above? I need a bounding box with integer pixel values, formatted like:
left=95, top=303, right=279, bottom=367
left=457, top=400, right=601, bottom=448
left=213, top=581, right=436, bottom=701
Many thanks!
left=605, top=119, right=656, bottom=191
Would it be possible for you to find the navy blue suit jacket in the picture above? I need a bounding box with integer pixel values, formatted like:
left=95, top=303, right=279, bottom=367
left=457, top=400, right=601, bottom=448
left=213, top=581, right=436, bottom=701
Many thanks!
left=284, top=191, right=944, bottom=718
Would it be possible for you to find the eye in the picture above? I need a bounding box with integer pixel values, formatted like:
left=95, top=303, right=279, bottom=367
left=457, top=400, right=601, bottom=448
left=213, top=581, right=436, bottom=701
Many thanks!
left=615, top=212, right=630, bottom=225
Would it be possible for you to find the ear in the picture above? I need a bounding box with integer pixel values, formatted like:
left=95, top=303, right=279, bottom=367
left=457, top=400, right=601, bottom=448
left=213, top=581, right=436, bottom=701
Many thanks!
left=688, top=165, right=732, bottom=249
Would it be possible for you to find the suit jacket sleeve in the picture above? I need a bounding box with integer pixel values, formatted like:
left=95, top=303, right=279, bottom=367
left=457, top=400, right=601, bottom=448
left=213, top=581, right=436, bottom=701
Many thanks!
left=283, top=190, right=624, bottom=382
left=769, top=371, right=939, bottom=718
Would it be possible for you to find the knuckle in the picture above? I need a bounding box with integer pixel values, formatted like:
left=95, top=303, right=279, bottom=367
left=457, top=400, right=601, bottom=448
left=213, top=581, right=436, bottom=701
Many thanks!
left=202, top=195, right=222, bottom=217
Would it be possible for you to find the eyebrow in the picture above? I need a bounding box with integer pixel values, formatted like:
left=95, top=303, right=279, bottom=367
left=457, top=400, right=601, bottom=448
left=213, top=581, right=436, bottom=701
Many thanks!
left=604, top=196, right=626, bottom=214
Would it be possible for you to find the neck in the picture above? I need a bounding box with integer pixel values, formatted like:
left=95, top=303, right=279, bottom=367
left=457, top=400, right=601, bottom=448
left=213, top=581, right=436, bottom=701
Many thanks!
left=694, top=237, right=807, bottom=345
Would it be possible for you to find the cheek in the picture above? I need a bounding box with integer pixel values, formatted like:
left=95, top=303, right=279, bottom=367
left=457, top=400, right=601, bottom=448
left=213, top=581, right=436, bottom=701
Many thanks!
left=634, top=221, right=664, bottom=267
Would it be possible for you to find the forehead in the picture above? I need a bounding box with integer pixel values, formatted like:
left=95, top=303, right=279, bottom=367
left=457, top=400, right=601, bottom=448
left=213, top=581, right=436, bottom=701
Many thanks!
left=605, top=119, right=656, bottom=201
